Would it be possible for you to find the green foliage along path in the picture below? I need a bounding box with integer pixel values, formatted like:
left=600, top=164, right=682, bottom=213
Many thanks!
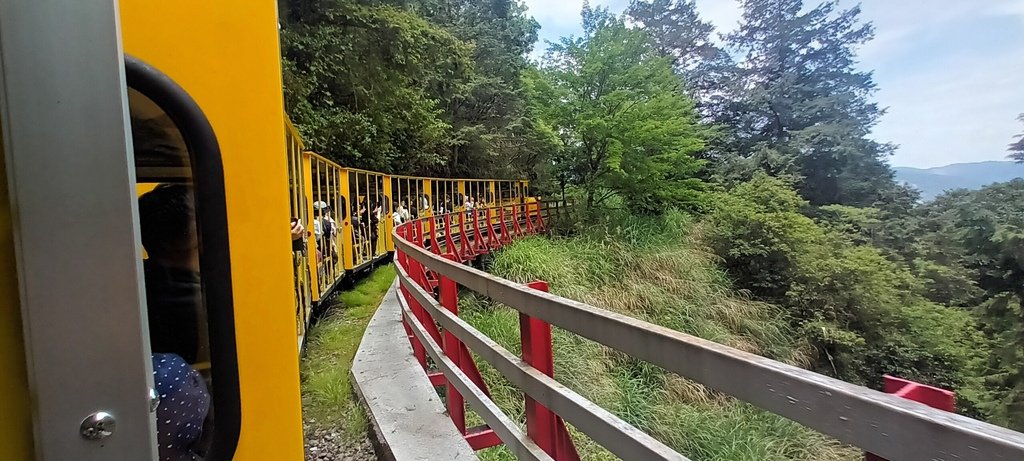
left=532, top=5, right=708, bottom=214
left=460, top=212, right=857, bottom=461
left=301, top=265, right=396, bottom=459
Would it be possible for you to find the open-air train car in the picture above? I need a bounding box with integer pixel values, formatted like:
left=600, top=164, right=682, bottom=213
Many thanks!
left=0, top=1, right=535, bottom=460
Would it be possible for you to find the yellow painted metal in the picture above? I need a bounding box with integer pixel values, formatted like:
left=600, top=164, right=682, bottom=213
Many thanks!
left=339, top=168, right=354, bottom=270
left=120, top=0, right=305, bottom=458
left=303, top=152, right=319, bottom=302
left=0, top=130, right=34, bottom=461
left=285, top=121, right=312, bottom=341
left=383, top=175, right=394, bottom=251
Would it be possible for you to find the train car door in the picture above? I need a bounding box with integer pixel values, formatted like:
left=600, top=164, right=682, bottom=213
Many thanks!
left=0, top=2, right=158, bottom=459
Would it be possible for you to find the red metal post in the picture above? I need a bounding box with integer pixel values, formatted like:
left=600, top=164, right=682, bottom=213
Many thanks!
left=485, top=208, right=500, bottom=250
left=428, top=216, right=441, bottom=255
left=525, top=202, right=535, bottom=234
left=522, top=281, right=556, bottom=455
left=535, top=202, right=547, bottom=232
left=520, top=281, right=580, bottom=460
left=439, top=254, right=466, bottom=434
left=865, top=376, right=954, bottom=461
left=511, top=203, right=524, bottom=238
left=459, top=209, right=473, bottom=259
left=443, top=214, right=460, bottom=262
left=498, top=205, right=512, bottom=245
left=472, top=208, right=489, bottom=255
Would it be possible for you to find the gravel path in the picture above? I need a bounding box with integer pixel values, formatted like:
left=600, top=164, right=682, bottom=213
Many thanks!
left=304, top=419, right=377, bottom=461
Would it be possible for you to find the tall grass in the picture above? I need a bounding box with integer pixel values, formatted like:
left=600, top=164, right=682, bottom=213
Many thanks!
left=301, top=265, right=396, bottom=442
left=462, top=211, right=858, bottom=460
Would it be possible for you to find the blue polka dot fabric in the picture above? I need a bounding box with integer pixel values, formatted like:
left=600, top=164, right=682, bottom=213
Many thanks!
left=152, top=353, right=210, bottom=461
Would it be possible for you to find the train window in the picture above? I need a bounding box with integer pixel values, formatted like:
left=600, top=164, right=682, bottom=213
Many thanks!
left=126, top=56, right=240, bottom=460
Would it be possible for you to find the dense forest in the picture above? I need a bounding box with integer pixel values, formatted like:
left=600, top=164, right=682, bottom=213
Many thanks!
left=280, top=0, right=1024, bottom=435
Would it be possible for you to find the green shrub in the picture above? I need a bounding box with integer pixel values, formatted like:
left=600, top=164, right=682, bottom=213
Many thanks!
left=703, top=175, right=991, bottom=415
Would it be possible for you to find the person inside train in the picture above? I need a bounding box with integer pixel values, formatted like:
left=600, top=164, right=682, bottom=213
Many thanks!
left=138, top=184, right=205, bottom=365
left=357, top=198, right=370, bottom=258
left=152, top=352, right=210, bottom=461
left=398, top=200, right=411, bottom=223
left=369, top=198, right=381, bottom=252
left=419, top=194, right=429, bottom=213
left=138, top=184, right=214, bottom=460
left=465, top=196, right=475, bottom=215
left=315, top=202, right=337, bottom=264
left=290, top=218, right=306, bottom=254
left=392, top=207, right=404, bottom=227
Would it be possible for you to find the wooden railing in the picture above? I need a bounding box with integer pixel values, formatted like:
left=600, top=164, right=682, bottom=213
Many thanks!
left=392, top=200, right=1024, bottom=461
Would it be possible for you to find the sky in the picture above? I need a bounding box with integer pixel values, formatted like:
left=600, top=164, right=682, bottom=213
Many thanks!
left=520, top=0, right=1024, bottom=168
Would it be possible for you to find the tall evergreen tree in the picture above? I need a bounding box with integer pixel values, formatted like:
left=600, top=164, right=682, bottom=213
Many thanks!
left=719, top=0, right=901, bottom=208
left=1010, top=113, right=1024, bottom=163
left=624, top=0, right=734, bottom=106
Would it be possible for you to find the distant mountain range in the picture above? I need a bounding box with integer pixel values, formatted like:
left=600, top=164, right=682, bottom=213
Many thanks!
left=893, top=161, right=1024, bottom=201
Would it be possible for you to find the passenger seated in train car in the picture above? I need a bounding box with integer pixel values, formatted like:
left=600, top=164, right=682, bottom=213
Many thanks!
left=138, top=184, right=215, bottom=460
left=396, top=201, right=411, bottom=224
left=318, top=202, right=337, bottom=263
left=138, top=184, right=205, bottom=365
left=392, top=207, right=404, bottom=227
left=419, top=194, right=429, bottom=213
left=369, top=199, right=381, bottom=252
left=152, top=353, right=210, bottom=461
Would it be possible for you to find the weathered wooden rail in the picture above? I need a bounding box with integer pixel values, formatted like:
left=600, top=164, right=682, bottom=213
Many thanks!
left=392, top=200, right=1024, bottom=461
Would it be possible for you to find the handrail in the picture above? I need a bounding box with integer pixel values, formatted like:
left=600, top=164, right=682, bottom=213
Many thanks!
left=394, top=201, right=1024, bottom=461
left=398, top=285, right=557, bottom=461
left=396, top=262, right=687, bottom=461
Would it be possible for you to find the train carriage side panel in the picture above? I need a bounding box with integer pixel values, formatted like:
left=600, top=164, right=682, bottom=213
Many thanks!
left=120, top=1, right=304, bottom=459
left=0, top=129, right=33, bottom=460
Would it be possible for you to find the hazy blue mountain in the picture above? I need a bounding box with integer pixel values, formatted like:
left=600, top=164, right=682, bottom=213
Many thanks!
left=894, top=161, right=1024, bottom=201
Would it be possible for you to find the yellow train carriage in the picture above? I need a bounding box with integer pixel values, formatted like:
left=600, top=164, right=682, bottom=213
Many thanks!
left=0, top=1, right=536, bottom=460
left=1, top=0, right=305, bottom=459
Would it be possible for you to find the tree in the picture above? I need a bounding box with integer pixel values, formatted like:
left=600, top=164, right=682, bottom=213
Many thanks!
left=624, top=0, right=734, bottom=107
left=409, top=0, right=545, bottom=179
left=281, top=0, right=474, bottom=173
left=1010, top=113, right=1024, bottom=163
left=951, top=180, right=1024, bottom=428
left=899, top=180, right=1024, bottom=426
left=706, top=175, right=991, bottom=410
left=717, top=0, right=902, bottom=208
left=536, top=6, right=708, bottom=214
